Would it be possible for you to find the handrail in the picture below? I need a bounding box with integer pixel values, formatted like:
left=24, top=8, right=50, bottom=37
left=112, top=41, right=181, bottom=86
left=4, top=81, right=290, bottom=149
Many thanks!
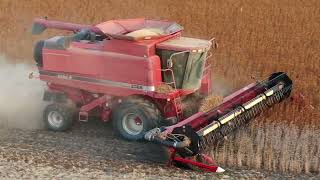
left=161, top=68, right=177, bottom=90
left=167, top=50, right=190, bottom=68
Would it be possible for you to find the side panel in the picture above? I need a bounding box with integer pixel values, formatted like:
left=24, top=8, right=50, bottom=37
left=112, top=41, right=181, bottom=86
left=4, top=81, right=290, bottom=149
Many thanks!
left=41, top=41, right=163, bottom=96
left=148, top=55, right=162, bottom=86
left=42, top=48, right=71, bottom=71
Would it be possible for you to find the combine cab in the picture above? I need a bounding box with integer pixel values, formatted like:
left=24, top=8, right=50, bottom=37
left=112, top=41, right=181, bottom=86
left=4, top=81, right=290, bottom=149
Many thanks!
left=32, top=18, right=292, bottom=172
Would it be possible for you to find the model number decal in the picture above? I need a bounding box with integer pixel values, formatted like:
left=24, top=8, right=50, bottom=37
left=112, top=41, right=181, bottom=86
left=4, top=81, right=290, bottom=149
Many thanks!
left=131, top=84, right=143, bottom=90
left=57, top=74, right=72, bottom=80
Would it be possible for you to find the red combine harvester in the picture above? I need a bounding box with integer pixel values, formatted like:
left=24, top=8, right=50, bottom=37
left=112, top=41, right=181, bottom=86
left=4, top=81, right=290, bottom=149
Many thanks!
left=32, top=18, right=292, bottom=172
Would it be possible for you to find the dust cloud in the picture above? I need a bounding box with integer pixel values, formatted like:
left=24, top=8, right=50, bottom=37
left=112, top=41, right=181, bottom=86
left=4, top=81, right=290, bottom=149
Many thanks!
left=0, top=55, right=46, bottom=130
left=211, top=75, right=234, bottom=97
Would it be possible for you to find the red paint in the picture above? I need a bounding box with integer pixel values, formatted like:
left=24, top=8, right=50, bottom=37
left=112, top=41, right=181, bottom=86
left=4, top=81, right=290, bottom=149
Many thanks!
left=173, top=156, right=219, bottom=172
left=101, top=108, right=111, bottom=122
left=168, top=149, right=219, bottom=172
left=134, top=117, right=142, bottom=125
left=34, top=18, right=103, bottom=35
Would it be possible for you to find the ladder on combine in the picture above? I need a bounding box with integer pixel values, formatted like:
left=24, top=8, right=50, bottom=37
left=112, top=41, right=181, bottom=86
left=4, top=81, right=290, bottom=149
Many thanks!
left=160, top=50, right=193, bottom=120
left=173, top=96, right=183, bottom=120
left=161, top=68, right=183, bottom=120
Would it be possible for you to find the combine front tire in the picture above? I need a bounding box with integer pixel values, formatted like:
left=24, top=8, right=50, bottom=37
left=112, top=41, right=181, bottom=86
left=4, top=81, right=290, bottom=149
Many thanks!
left=43, top=104, right=74, bottom=131
left=112, top=97, right=162, bottom=141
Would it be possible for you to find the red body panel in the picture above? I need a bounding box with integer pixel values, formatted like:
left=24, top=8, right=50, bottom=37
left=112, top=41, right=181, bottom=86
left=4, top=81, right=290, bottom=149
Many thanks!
left=41, top=38, right=163, bottom=95
left=43, top=49, right=156, bottom=86
left=40, top=31, right=210, bottom=98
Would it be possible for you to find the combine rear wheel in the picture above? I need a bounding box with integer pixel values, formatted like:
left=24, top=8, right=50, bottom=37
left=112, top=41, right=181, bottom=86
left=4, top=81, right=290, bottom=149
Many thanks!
left=112, top=97, right=162, bottom=141
left=43, top=104, right=74, bottom=131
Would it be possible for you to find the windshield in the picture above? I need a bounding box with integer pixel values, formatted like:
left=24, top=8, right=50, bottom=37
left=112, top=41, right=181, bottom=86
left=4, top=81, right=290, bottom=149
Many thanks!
left=156, top=49, right=207, bottom=90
